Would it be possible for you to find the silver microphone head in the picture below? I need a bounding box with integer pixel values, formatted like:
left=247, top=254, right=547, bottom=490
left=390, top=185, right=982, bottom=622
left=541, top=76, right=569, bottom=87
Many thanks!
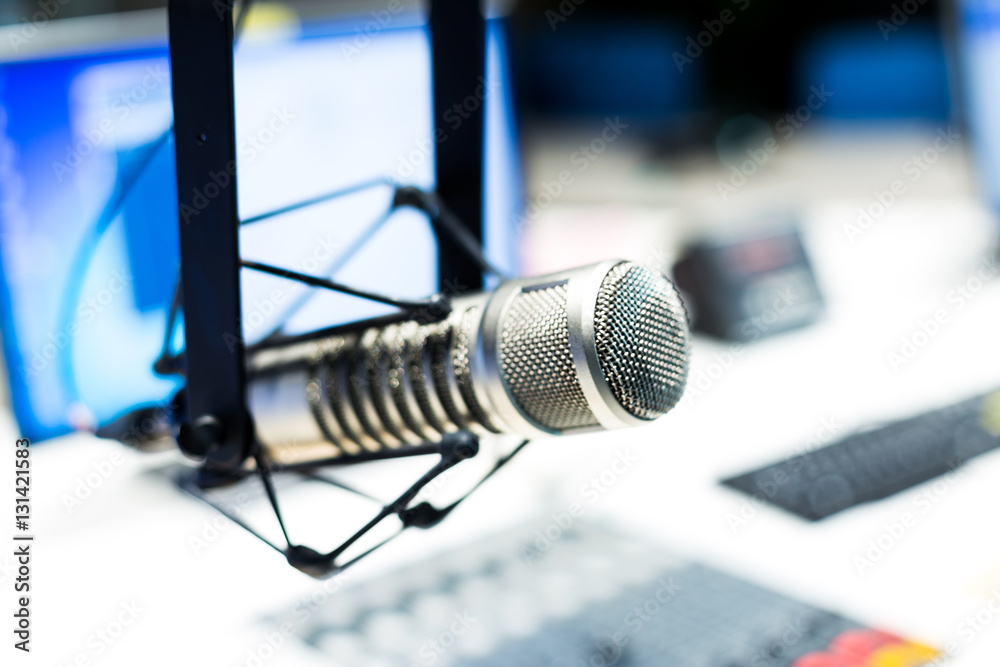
left=505, top=261, right=687, bottom=427
left=247, top=260, right=689, bottom=464
left=476, top=259, right=689, bottom=437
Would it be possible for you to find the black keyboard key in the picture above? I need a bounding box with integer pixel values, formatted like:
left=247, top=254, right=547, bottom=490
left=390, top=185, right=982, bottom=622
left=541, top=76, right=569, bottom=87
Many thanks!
left=722, top=392, right=1000, bottom=520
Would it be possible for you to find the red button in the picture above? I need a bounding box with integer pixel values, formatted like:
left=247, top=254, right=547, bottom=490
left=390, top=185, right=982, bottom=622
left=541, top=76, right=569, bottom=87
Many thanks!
left=871, top=629, right=904, bottom=645
left=830, top=629, right=895, bottom=660
left=793, top=652, right=845, bottom=667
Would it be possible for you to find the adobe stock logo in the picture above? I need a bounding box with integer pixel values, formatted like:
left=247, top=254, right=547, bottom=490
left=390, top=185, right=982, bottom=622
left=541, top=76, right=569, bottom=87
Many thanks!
left=51, top=65, right=171, bottom=183
left=179, top=108, right=295, bottom=224
left=672, top=0, right=752, bottom=73
left=843, top=126, right=960, bottom=244
left=877, top=0, right=930, bottom=41
left=6, top=0, right=71, bottom=53
left=885, top=255, right=997, bottom=372
left=339, top=0, right=406, bottom=61
left=545, top=0, right=587, bottom=31
left=61, top=452, right=128, bottom=514
left=716, top=86, right=833, bottom=201
left=18, top=267, right=134, bottom=381
left=520, top=449, right=638, bottom=563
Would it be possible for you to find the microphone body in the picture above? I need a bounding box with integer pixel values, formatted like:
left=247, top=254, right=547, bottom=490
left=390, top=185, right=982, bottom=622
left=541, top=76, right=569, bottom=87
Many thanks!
left=247, top=261, right=689, bottom=465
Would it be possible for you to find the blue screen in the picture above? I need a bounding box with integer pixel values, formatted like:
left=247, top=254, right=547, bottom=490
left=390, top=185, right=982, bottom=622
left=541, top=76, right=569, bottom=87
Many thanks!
left=0, top=15, right=521, bottom=441
left=959, top=0, right=1000, bottom=212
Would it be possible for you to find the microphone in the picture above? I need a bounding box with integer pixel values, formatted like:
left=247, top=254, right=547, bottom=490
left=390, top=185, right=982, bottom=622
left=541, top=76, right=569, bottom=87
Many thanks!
left=247, top=260, right=689, bottom=466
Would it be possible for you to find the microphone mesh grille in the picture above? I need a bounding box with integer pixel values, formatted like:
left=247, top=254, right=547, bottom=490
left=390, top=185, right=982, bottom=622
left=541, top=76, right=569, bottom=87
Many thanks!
left=500, top=283, right=600, bottom=431
left=594, top=262, right=689, bottom=420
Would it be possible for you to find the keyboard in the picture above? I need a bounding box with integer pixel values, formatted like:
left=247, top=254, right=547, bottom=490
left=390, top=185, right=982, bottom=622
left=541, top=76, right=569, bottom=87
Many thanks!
left=270, top=521, right=938, bottom=666
left=722, top=391, right=1000, bottom=520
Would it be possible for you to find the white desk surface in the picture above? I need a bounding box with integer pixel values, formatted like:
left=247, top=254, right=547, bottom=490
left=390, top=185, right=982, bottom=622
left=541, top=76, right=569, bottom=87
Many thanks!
left=3, top=127, right=1000, bottom=666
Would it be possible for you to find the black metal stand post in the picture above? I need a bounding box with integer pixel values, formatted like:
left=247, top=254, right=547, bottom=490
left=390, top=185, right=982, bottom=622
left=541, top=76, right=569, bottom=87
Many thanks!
left=430, top=0, right=488, bottom=294
left=168, top=0, right=250, bottom=470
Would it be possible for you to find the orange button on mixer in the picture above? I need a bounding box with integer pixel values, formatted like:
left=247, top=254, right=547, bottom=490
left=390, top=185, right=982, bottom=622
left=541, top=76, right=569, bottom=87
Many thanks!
left=866, top=642, right=940, bottom=667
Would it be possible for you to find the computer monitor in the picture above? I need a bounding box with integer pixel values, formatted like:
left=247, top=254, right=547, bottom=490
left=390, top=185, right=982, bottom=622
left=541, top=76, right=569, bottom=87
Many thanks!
left=0, top=8, right=522, bottom=441
left=957, top=0, right=1000, bottom=217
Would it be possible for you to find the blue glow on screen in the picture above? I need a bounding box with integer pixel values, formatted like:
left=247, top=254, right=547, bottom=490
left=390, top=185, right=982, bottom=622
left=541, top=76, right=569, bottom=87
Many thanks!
left=0, top=18, right=520, bottom=441
left=960, top=0, right=1000, bottom=211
